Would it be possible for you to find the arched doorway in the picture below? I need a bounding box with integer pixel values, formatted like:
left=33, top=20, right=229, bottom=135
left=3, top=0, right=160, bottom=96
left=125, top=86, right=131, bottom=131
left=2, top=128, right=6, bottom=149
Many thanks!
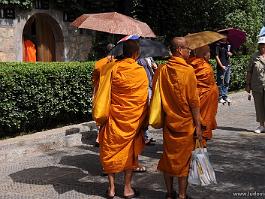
left=22, top=13, right=64, bottom=62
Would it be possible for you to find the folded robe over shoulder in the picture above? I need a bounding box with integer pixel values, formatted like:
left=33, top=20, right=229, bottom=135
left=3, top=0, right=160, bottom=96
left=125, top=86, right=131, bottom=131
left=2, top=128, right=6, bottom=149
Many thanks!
left=92, top=57, right=116, bottom=95
left=96, top=58, right=148, bottom=174
left=92, top=57, right=116, bottom=125
left=150, top=56, right=200, bottom=177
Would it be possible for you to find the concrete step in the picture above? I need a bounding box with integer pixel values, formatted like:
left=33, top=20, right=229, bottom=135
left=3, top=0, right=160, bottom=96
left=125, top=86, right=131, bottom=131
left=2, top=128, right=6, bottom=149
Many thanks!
left=0, top=121, right=98, bottom=162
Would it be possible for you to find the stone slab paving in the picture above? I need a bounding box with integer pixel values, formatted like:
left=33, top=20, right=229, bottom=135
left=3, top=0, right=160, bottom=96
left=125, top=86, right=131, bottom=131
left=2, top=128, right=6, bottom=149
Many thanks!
left=0, top=91, right=265, bottom=199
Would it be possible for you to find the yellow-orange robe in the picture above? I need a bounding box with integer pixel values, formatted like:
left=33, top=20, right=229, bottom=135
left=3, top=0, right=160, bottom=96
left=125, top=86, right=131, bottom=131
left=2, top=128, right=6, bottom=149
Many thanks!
left=92, top=57, right=116, bottom=126
left=92, top=56, right=116, bottom=95
left=23, top=40, right=36, bottom=62
left=97, top=58, right=148, bottom=174
left=150, top=56, right=200, bottom=177
left=188, top=57, right=218, bottom=144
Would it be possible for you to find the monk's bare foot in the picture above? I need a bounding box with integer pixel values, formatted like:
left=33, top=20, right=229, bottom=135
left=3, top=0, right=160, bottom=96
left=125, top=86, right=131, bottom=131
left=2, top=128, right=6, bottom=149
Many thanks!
left=124, top=186, right=133, bottom=196
left=124, top=187, right=139, bottom=198
left=107, top=186, right=115, bottom=198
left=177, top=194, right=186, bottom=199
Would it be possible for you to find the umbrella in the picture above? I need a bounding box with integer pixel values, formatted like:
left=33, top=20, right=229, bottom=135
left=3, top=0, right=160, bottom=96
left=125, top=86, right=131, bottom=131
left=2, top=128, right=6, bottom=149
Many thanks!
left=218, top=28, right=246, bottom=49
left=184, top=31, right=226, bottom=50
left=110, top=36, right=170, bottom=58
left=71, top=12, right=156, bottom=38
left=258, top=26, right=265, bottom=37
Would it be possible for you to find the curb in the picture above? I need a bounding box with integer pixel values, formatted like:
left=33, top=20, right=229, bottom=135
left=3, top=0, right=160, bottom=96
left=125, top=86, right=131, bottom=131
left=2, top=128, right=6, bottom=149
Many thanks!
left=0, top=121, right=97, bottom=162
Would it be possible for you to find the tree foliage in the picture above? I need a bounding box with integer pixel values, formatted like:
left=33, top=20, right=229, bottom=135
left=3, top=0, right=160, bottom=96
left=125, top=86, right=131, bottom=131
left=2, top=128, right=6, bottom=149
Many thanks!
left=1, top=0, right=264, bottom=52
left=133, top=0, right=264, bottom=51
left=0, top=0, right=32, bottom=8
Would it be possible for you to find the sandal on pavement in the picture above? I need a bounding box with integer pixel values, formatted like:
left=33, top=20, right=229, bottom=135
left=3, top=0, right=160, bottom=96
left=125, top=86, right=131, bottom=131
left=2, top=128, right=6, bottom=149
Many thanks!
left=177, top=195, right=193, bottom=199
left=105, top=190, right=115, bottom=199
left=133, top=166, right=147, bottom=172
left=123, top=188, right=139, bottom=199
left=165, top=191, right=177, bottom=199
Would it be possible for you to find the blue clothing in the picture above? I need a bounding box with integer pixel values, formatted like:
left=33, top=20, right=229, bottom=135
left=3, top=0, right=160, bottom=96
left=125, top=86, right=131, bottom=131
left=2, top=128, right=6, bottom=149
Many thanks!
left=138, top=57, right=155, bottom=103
left=259, top=26, right=265, bottom=37
left=217, top=65, right=231, bottom=100
left=138, top=57, right=155, bottom=141
left=216, top=42, right=232, bottom=100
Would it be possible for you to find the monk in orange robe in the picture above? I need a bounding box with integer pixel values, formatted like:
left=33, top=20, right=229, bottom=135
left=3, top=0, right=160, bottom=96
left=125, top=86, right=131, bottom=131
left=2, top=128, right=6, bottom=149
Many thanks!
left=92, top=56, right=115, bottom=92
left=92, top=54, right=116, bottom=146
left=23, top=39, right=36, bottom=62
left=94, top=40, right=148, bottom=198
left=149, top=37, right=202, bottom=199
left=188, top=45, right=219, bottom=146
left=92, top=43, right=116, bottom=94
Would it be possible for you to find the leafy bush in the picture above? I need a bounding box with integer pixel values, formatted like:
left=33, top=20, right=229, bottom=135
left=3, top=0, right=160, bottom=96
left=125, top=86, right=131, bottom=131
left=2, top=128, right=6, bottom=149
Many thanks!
left=157, top=55, right=250, bottom=91
left=0, top=56, right=250, bottom=136
left=0, top=62, right=94, bottom=136
left=209, top=55, right=250, bottom=91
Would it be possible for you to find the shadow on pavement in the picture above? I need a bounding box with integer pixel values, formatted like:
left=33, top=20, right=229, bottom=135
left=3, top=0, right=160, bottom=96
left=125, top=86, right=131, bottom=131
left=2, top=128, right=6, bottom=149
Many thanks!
left=217, top=126, right=253, bottom=132
left=77, top=142, right=164, bottom=160
left=59, top=153, right=102, bottom=176
left=9, top=165, right=166, bottom=198
left=57, top=152, right=167, bottom=198
left=9, top=166, right=107, bottom=197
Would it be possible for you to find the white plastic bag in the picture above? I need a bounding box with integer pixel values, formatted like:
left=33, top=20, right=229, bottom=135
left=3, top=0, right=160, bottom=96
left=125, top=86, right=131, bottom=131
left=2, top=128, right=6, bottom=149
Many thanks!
left=188, top=140, right=217, bottom=186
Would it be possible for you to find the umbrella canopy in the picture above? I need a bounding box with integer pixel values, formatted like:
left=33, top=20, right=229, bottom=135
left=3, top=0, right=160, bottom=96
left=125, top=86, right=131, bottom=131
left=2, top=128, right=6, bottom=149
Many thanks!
left=110, top=38, right=170, bottom=58
left=258, top=26, right=265, bottom=37
left=218, top=28, right=246, bottom=49
left=71, top=12, right=156, bottom=38
left=185, top=31, right=226, bottom=50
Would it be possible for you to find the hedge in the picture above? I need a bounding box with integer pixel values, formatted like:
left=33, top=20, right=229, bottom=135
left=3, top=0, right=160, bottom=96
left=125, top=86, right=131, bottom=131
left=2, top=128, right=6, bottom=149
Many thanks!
left=158, top=55, right=250, bottom=91
left=0, top=56, right=250, bottom=136
left=209, top=55, right=250, bottom=91
left=0, top=62, right=94, bottom=136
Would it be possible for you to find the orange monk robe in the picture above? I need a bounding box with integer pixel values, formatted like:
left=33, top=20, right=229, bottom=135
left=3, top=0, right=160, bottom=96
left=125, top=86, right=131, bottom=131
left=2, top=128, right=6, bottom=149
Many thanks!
left=92, top=56, right=116, bottom=95
left=98, top=58, right=148, bottom=174
left=24, top=40, right=36, bottom=62
left=188, top=57, right=218, bottom=144
left=150, top=56, right=200, bottom=177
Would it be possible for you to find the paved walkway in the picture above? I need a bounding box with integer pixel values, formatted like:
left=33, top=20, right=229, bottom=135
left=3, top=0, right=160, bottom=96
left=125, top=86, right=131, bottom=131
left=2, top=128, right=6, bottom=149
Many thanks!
left=0, top=91, right=264, bottom=199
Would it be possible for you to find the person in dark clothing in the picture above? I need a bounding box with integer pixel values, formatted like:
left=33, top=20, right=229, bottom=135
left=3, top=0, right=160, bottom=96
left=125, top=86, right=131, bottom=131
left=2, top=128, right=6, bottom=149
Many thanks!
left=215, top=37, right=233, bottom=103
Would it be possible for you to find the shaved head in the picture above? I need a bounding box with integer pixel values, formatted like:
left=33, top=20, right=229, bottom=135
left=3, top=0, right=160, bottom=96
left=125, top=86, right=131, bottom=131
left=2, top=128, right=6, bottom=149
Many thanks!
left=170, top=37, right=187, bottom=53
left=123, top=39, right=140, bottom=59
left=170, top=37, right=190, bottom=59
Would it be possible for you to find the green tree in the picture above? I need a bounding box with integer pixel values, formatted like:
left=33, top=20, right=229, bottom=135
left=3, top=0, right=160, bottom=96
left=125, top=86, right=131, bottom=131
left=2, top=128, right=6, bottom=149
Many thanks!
left=225, top=0, right=264, bottom=52
left=0, top=0, right=32, bottom=8
left=133, top=0, right=264, bottom=51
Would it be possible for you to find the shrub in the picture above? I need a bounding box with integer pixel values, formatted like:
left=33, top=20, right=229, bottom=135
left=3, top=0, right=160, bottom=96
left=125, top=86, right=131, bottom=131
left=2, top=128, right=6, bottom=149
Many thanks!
left=157, top=55, right=250, bottom=91
left=209, top=55, right=250, bottom=91
left=0, top=56, right=251, bottom=136
left=0, top=62, right=94, bottom=136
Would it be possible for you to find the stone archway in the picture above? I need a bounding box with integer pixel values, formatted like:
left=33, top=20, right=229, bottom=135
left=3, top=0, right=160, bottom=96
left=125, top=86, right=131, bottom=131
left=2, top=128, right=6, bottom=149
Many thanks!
left=22, top=13, right=64, bottom=62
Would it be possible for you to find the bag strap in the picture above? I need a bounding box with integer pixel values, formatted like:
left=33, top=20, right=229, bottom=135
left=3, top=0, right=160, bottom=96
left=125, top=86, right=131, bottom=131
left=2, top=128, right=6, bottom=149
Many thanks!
left=195, top=139, right=203, bottom=149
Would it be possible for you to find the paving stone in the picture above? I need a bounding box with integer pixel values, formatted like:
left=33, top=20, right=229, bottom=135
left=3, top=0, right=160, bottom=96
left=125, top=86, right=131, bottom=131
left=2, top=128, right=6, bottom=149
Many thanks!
left=0, top=91, right=264, bottom=199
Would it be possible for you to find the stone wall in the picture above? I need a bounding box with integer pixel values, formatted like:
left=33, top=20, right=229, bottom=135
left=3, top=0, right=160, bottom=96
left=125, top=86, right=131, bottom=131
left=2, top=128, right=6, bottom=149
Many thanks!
left=0, top=8, right=92, bottom=62
left=0, top=24, right=16, bottom=61
left=64, top=28, right=93, bottom=61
